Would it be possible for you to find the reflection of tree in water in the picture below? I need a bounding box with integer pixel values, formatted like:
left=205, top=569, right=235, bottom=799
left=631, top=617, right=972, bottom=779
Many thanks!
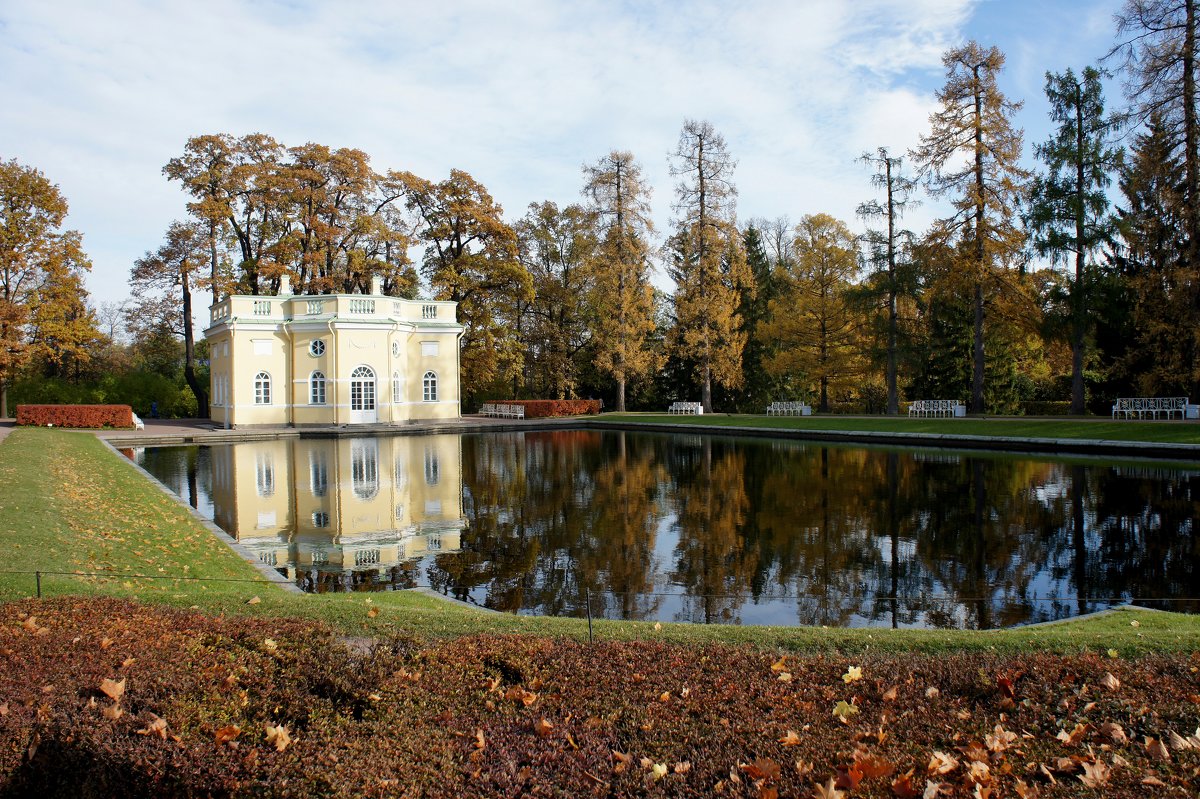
left=1080, top=468, right=1200, bottom=613
left=428, top=433, right=540, bottom=611
left=576, top=432, right=665, bottom=620
left=417, top=430, right=1200, bottom=627
left=667, top=438, right=755, bottom=624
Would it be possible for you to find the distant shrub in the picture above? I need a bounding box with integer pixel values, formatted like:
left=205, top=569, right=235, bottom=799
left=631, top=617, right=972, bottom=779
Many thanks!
left=1020, top=401, right=1072, bottom=416
left=504, top=400, right=601, bottom=418
left=16, top=404, right=134, bottom=428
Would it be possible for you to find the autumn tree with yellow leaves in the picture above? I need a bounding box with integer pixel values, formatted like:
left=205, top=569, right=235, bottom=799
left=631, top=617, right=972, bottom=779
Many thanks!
left=0, top=158, right=97, bottom=418
left=761, top=214, right=866, bottom=412
left=668, top=120, right=753, bottom=413
left=582, top=151, right=659, bottom=412
left=393, top=169, right=532, bottom=397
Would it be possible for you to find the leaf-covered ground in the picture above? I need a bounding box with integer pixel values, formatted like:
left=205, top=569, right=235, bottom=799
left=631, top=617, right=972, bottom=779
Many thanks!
left=2, top=599, right=1199, bottom=798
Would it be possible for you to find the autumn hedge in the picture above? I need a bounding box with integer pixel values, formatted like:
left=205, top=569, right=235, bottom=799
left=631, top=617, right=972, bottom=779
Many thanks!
left=15, top=404, right=135, bottom=429
left=501, top=399, right=601, bottom=418
left=3, top=597, right=1200, bottom=798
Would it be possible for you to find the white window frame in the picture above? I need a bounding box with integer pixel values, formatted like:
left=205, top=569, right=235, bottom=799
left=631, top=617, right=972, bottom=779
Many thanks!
left=254, top=371, right=272, bottom=405
left=309, top=339, right=326, bottom=357
left=310, top=371, right=327, bottom=405
left=422, top=371, right=437, bottom=402
left=392, top=371, right=401, bottom=404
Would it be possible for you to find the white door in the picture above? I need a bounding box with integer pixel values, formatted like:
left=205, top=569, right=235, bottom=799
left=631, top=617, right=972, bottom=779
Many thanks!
left=349, top=366, right=378, bottom=424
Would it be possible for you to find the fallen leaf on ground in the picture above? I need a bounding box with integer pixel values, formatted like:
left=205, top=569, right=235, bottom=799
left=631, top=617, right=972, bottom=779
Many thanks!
left=99, top=677, right=125, bottom=701
left=265, top=723, right=291, bottom=752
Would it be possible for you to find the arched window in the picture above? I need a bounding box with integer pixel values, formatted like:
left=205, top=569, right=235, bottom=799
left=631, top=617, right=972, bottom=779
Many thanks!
left=310, top=371, right=327, bottom=405
left=422, top=371, right=437, bottom=402
left=254, top=372, right=271, bottom=405
left=392, top=371, right=401, bottom=404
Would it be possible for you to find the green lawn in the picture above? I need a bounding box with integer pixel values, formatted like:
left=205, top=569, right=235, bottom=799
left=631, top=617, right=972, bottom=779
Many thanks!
left=1, top=427, right=1198, bottom=654
left=595, top=412, right=1200, bottom=444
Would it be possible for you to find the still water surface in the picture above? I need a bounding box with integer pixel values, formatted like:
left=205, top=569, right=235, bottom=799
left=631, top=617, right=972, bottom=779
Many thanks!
left=135, top=430, right=1200, bottom=629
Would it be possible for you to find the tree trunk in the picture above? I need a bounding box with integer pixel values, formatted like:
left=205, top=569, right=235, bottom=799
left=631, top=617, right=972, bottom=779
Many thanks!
left=181, top=270, right=209, bottom=418
left=702, top=365, right=713, bottom=414
left=0, top=379, right=8, bottom=420
left=616, top=377, right=626, bottom=413
left=972, top=68, right=987, bottom=415
left=1072, top=82, right=1087, bottom=415
left=885, top=158, right=900, bottom=415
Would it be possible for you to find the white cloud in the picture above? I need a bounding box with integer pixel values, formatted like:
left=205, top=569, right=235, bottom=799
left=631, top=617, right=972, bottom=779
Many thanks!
left=0, top=0, right=1122, bottom=311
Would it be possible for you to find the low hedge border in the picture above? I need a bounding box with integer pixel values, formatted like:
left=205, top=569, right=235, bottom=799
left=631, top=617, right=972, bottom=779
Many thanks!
left=15, top=404, right=135, bottom=429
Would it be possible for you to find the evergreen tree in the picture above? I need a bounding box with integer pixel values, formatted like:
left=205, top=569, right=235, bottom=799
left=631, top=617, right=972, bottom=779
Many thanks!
left=1026, top=67, right=1122, bottom=414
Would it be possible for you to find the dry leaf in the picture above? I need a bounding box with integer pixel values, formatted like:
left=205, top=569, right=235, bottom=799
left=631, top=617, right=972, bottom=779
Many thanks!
left=367, top=607, right=379, bottom=618
left=673, top=761, right=691, bottom=774
left=842, top=666, right=863, bottom=684
left=262, top=638, right=278, bottom=652
left=265, top=723, right=292, bottom=752
left=121, top=657, right=136, bottom=669
left=246, top=596, right=261, bottom=605
left=779, top=730, right=801, bottom=747
left=99, top=677, right=125, bottom=702
left=832, top=700, right=858, bottom=722
left=778, top=671, right=793, bottom=683
left=215, top=725, right=241, bottom=744
left=653, top=622, right=662, bottom=631
left=659, top=691, right=671, bottom=703
left=1144, top=736, right=1170, bottom=762
left=891, top=770, right=921, bottom=799
left=927, top=751, right=959, bottom=775
left=1013, top=777, right=1039, bottom=798
left=612, top=750, right=632, bottom=774
left=835, top=764, right=863, bottom=790
left=985, top=724, right=1017, bottom=753
left=101, top=702, right=123, bottom=720
left=137, top=713, right=168, bottom=739
left=1078, top=759, right=1110, bottom=789
left=770, top=656, right=788, bottom=673
left=1168, top=730, right=1193, bottom=751
left=533, top=718, right=554, bottom=738
left=922, top=780, right=942, bottom=799
left=854, top=753, right=895, bottom=779
left=882, top=685, right=899, bottom=702
left=811, top=777, right=843, bottom=799
left=651, top=762, right=667, bottom=781
left=1099, top=672, right=1120, bottom=692
left=21, top=617, right=37, bottom=633
left=1099, top=722, right=1127, bottom=745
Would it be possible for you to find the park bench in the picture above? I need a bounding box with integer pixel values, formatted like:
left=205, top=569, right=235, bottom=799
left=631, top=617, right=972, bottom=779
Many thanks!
left=908, top=400, right=965, bottom=418
left=1111, top=396, right=1197, bottom=420
left=132, top=412, right=145, bottom=431
left=480, top=403, right=524, bottom=419
left=668, top=402, right=703, bottom=415
left=765, top=401, right=811, bottom=416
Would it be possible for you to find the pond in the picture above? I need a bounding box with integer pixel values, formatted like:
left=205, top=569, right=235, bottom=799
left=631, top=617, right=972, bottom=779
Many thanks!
left=134, top=429, right=1200, bottom=629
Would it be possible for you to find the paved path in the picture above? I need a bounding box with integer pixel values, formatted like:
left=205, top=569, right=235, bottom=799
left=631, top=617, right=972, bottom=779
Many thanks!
left=0, top=419, right=12, bottom=446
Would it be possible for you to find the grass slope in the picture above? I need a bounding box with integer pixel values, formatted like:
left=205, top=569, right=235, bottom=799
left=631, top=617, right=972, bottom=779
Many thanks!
left=596, top=413, right=1200, bottom=444
left=0, top=428, right=1197, bottom=654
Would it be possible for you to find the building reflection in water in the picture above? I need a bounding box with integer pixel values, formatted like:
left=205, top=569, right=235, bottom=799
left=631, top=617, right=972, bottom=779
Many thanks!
left=206, top=435, right=463, bottom=592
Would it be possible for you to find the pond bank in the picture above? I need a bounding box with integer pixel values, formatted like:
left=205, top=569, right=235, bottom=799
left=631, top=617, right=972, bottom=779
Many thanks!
left=92, top=413, right=1200, bottom=461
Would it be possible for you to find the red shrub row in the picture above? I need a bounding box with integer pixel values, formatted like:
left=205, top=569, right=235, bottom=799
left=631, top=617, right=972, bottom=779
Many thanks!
left=503, top=399, right=601, bottom=418
left=15, top=404, right=135, bottom=429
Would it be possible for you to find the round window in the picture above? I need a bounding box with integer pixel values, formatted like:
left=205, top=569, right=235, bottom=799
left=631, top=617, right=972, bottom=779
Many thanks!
left=309, top=340, right=326, bottom=357
left=392, top=341, right=401, bottom=357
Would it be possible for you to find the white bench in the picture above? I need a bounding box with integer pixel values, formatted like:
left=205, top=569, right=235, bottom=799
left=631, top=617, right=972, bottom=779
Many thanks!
left=668, top=402, right=703, bottom=415
left=908, top=400, right=965, bottom=418
left=480, top=403, right=524, bottom=419
left=766, top=401, right=811, bottom=416
left=131, top=412, right=145, bottom=431
left=1112, top=397, right=1196, bottom=420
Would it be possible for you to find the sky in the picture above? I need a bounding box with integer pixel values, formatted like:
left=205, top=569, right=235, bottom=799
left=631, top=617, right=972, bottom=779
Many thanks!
left=1, top=0, right=1125, bottom=314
